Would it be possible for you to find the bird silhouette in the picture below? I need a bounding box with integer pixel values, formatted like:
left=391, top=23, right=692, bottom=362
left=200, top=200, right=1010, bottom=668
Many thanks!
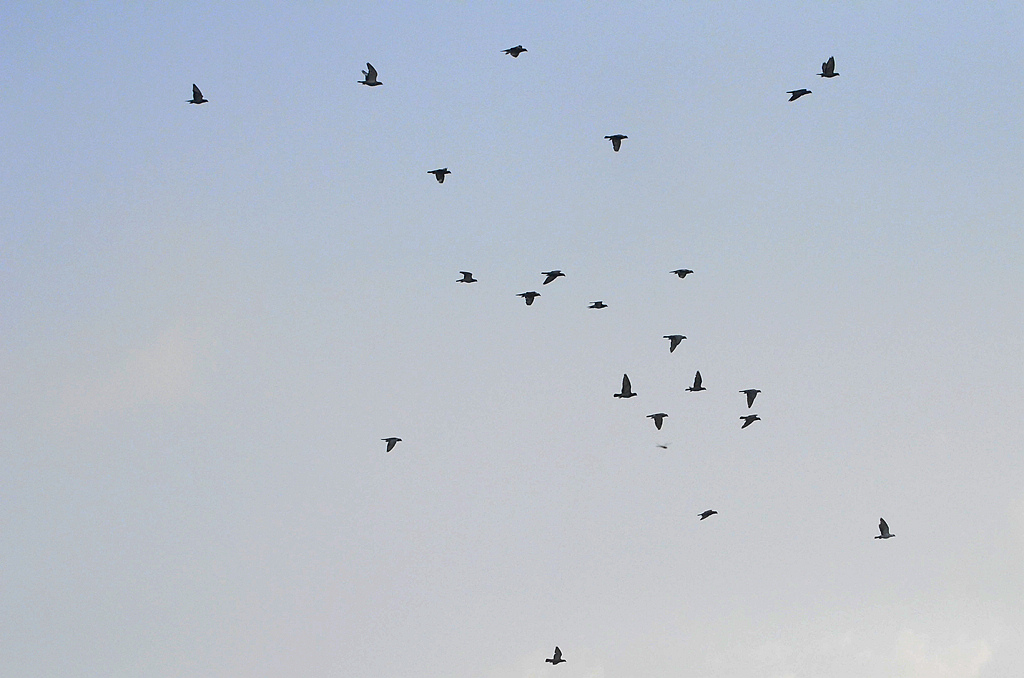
left=686, top=371, right=706, bottom=392
left=457, top=271, right=477, bottom=283
left=382, top=437, right=401, bottom=452
left=656, top=443, right=669, bottom=449
left=546, top=647, right=565, bottom=665
left=614, top=374, right=637, bottom=398
left=359, top=63, right=382, bottom=86
left=787, top=89, right=812, bottom=101
left=698, top=510, right=718, bottom=520
left=541, top=270, right=565, bottom=285
left=589, top=301, right=608, bottom=309
left=517, top=291, right=540, bottom=305
left=503, top=45, right=527, bottom=57
left=428, top=168, right=451, bottom=183
left=664, top=335, right=686, bottom=353
left=875, top=518, right=895, bottom=539
left=647, top=413, right=668, bottom=430
left=670, top=269, right=693, bottom=279
left=740, top=414, right=760, bottom=429
left=188, top=84, right=207, bottom=104
left=605, top=134, right=627, bottom=152
left=818, top=56, right=839, bottom=78
left=740, top=389, right=761, bottom=408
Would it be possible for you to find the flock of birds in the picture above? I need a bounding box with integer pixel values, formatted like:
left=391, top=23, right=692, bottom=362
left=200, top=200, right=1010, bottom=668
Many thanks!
left=189, top=46, right=896, bottom=669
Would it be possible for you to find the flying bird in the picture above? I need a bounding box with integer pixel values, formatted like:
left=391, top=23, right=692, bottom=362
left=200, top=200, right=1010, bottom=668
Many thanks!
left=656, top=444, right=669, bottom=449
left=787, top=89, right=812, bottom=101
left=457, top=271, right=477, bottom=283
left=382, top=437, right=401, bottom=452
left=589, top=301, right=608, bottom=309
left=546, top=647, right=565, bottom=665
left=428, top=168, right=451, bottom=183
left=698, top=510, right=718, bottom=520
left=818, top=56, right=839, bottom=78
left=647, top=413, right=668, bottom=430
left=670, top=269, right=693, bottom=279
left=664, top=335, right=686, bottom=353
left=686, top=371, right=706, bottom=392
left=875, top=518, right=895, bottom=539
left=541, top=270, right=565, bottom=285
left=188, top=84, right=207, bottom=104
left=740, top=389, right=761, bottom=408
left=517, top=291, right=540, bottom=305
left=359, top=63, right=382, bottom=86
left=740, top=414, right=761, bottom=429
left=605, top=134, right=627, bottom=152
left=614, top=374, right=637, bottom=398
left=503, top=45, right=527, bottom=57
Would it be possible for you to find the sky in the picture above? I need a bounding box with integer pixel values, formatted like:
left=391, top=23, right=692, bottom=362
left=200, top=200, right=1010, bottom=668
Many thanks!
left=1, top=2, right=1022, bottom=677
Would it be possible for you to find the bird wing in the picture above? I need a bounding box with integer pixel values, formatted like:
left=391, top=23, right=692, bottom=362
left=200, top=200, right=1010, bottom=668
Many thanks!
left=622, top=374, right=631, bottom=393
left=365, top=63, right=377, bottom=80
left=553, top=647, right=562, bottom=661
left=693, top=371, right=702, bottom=388
left=192, top=84, right=203, bottom=99
left=826, top=56, right=835, bottom=74
left=879, top=518, right=889, bottom=536
left=745, top=391, right=756, bottom=407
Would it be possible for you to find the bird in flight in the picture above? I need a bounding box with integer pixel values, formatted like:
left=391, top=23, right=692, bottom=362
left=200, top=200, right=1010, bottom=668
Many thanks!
left=740, top=389, right=761, bottom=408
left=787, top=89, right=812, bottom=101
left=457, top=271, right=477, bottom=283
left=589, top=301, right=608, bottom=309
left=605, top=134, right=627, bottom=152
left=546, top=647, right=565, bottom=665
left=503, top=45, right=527, bottom=57
left=740, top=414, right=761, bottom=429
left=541, top=270, right=565, bottom=285
left=614, top=374, right=637, bottom=398
left=656, top=443, right=669, bottom=449
left=517, top=291, right=540, bottom=305
left=359, top=63, right=382, bottom=86
left=647, top=413, right=668, bottom=430
left=686, top=371, right=706, bottom=392
left=428, top=168, right=451, bottom=183
left=382, top=437, right=401, bottom=453
left=664, top=335, right=686, bottom=353
left=670, top=269, right=693, bottom=279
left=818, top=56, right=839, bottom=78
left=188, top=84, right=207, bottom=104
left=875, top=518, right=895, bottom=539
left=698, top=509, right=718, bottom=520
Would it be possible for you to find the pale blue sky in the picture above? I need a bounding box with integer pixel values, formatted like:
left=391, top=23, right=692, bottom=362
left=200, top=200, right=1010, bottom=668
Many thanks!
left=2, top=2, right=1022, bottom=677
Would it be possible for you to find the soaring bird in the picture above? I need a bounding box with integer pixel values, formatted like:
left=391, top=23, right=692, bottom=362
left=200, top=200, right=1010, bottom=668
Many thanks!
left=787, top=89, right=812, bottom=101
left=517, top=291, right=540, bottom=305
left=457, top=271, right=477, bottom=283
left=382, top=437, right=401, bottom=452
left=698, top=510, right=718, bottom=520
left=605, top=134, right=627, bottom=152
left=656, top=444, right=669, bottom=449
left=589, top=301, right=608, bottom=309
left=541, top=270, right=565, bottom=285
left=188, top=84, right=207, bottom=104
left=614, top=374, right=637, bottom=398
left=428, top=168, right=451, bottom=183
left=359, top=63, right=382, bottom=86
left=664, top=335, right=686, bottom=353
left=670, top=268, right=693, bottom=279
left=740, top=414, right=761, bottom=429
left=503, top=45, right=527, bottom=57
left=647, top=413, right=668, bottom=430
left=740, top=389, right=761, bottom=408
left=875, top=518, right=895, bottom=539
left=546, top=647, right=565, bottom=665
left=686, top=371, right=706, bottom=392
left=818, top=56, right=839, bottom=78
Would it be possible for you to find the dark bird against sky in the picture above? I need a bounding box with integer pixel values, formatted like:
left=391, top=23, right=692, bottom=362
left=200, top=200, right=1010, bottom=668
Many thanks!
left=517, top=291, right=540, bottom=305
left=541, top=270, right=565, bottom=285
left=740, top=414, right=761, bottom=429
left=503, top=45, right=527, bottom=57
left=605, top=134, right=627, bottom=152
left=188, top=84, right=207, bottom=104
left=699, top=510, right=718, bottom=520
left=457, top=271, right=477, bottom=283
left=686, top=371, right=706, bottom=392
left=787, top=89, right=812, bottom=101
left=382, top=437, right=401, bottom=453
left=740, top=389, right=761, bottom=408
left=614, top=374, right=637, bottom=398
left=647, top=413, right=668, bottom=430
left=875, top=518, right=895, bottom=539
left=546, top=647, right=565, bottom=665
left=670, top=268, right=694, bottom=279
left=818, top=56, right=839, bottom=78
left=664, top=334, right=686, bottom=353
left=428, top=168, right=451, bottom=183
left=359, top=62, right=382, bottom=86
left=589, top=301, right=608, bottom=309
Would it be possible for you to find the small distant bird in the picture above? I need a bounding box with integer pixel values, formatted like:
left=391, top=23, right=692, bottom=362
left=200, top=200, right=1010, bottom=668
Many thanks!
left=359, top=63, right=382, bottom=86
left=546, top=647, right=565, bottom=665
left=428, top=168, right=451, bottom=183
left=614, top=373, right=637, bottom=398
left=740, top=389, right=761, bottom=408
left=457, top=271, right=477, bottom=283
left=188, top=84, right=207, bottom=104
left=875, top=518, right=895, bottom=539
left=787, top=89, right=812, bottom=101
left=589, top=301, right=608, bottom=309
left=664, top=335, right=686, bottom=353
left=541, top=270, right=565, bottom=285
left=686, top=371, right=706, bottom=392
left=605, top=134, right=627, bottom=152
left=740, top=414, right=761, bottom=429
left=698, top=510, right=718, bottom=520
left=503, top=45, right=527, bottom=58
left=647, top=413, right=668, bottom=430
left=818, top=56, right=839, bottom=78
left=382, top=437, right=401, bottom=452
left=656, top=444, right=669, bottom=449
left=517, top=291, right=540, bottom=305
left=670, top=269, right=693, bottom=279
